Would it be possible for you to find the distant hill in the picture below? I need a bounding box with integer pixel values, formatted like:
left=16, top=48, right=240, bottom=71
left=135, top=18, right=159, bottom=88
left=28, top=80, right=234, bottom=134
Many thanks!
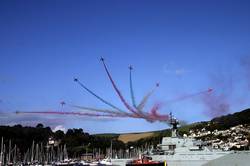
left=106, top=108, right=250, bottom=143
left=94, top=131, right=159, bottom=143
left=191, top=108, right=250, bottom=131
left=93, top=133, right=119, bottom=138
left=211, top=108, right=250, bottom=128
left=118, top=132, right=154, bottom=143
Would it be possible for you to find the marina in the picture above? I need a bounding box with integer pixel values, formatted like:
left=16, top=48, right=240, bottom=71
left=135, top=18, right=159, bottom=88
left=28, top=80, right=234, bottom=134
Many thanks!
left=1, top=113, right=250, bottom=166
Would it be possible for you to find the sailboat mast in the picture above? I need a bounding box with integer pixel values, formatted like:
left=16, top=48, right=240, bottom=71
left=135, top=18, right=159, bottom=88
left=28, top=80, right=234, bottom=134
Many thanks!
left=13, top=145, right=16, bottom=164
left=8, top=139, right=11, bottom=164
left=0, top=137, right=3, bottom=166
left=31, top=140, right=34, bottom=163
left=110, top=140, right=113, bottom=158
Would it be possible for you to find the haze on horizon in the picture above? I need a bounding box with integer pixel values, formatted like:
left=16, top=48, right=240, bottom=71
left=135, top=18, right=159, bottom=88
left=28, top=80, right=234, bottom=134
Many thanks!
left=1, top=0, right=250, bottom=134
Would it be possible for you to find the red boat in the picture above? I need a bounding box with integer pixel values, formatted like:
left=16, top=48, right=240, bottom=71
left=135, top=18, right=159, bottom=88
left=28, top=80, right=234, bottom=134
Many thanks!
left=126, top=155, right=167, bottom=166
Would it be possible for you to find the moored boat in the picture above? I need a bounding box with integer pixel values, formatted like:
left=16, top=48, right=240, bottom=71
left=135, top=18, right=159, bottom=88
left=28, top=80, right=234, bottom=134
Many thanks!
left=126, top=156, right=166, bottom=166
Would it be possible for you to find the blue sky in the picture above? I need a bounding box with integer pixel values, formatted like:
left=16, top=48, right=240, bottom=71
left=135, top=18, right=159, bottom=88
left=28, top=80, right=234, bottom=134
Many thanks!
left=1, top=0, right=250, bottom=133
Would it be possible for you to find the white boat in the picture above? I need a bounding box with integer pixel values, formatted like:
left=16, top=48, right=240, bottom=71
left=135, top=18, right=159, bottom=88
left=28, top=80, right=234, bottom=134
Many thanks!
left=80, top=160, right=90, bottom=165
left=100, top=158, right=113, bottom=165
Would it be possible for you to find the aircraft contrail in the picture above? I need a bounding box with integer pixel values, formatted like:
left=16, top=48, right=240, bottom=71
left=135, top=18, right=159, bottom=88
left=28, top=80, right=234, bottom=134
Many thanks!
left=100, top=58, right=141, bottom=116
left=71, top=105, right=129, bottom=117
left=164, top=88, right=213, bottom=104
left=16, top=110, right=123, bottom=118
left=74, top=78, right=125, bottom=114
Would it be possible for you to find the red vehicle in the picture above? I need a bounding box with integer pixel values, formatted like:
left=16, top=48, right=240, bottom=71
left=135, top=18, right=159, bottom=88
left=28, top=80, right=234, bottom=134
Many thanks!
left=126, top=156, right=167, bottom=166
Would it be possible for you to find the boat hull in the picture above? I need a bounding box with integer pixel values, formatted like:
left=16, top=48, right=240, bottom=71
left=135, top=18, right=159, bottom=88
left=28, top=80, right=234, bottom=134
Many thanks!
left=126, top=163, right=165, bottom=166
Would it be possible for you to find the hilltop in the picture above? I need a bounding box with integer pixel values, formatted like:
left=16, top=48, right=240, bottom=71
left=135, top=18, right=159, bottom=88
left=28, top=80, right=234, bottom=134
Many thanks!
left=106, top=108, right=250, bottom=144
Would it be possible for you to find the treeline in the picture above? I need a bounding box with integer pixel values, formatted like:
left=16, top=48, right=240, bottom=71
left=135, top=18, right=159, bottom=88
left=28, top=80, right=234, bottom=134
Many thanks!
left=58, top=128, right=125, bottom=157
left=0, top=124, right=52, bottom=154
left=0, top=124, right=125, bottom=158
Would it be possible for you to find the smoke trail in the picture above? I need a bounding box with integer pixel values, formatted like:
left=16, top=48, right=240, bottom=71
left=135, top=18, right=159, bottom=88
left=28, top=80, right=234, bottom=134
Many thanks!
left=74, top=78, right=124, bottom=113
left=100, top=58, right=139, bottom=115
left=137, top=84, right=159, bottom=112
left=71, top=105, right=130, bottom=117
left=147, top=103, right=162, bottom=122
left=134, top=102, right=164, bottom=123
left=150, top=103, right=161, bottom=116
left=201, top=92, right=230, bottom=118
left=16, top=111, right=123, bottom=118
left=155, top=114, right=169, bottom=122
left=241, top=56, right=250, bottom=90
left=201, top=73, right=232, bottom=118
left=164, top=88, right=213, bottom=104
left=15, top=108, right=169, bottom=122
left=129, top=66, right=137, bottom=108
left=148, top=102, right=170, bottom=122
left=133, top=84, right=159, bottom=121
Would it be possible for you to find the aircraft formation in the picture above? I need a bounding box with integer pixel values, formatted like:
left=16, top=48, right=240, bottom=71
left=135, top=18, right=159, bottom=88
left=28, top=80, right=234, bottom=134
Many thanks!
left=17, top=58, right=213, bottom=123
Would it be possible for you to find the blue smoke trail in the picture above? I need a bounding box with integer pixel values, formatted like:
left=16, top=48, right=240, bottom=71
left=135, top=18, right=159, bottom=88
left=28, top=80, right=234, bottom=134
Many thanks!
left=74, top=78, right=124, bottom=113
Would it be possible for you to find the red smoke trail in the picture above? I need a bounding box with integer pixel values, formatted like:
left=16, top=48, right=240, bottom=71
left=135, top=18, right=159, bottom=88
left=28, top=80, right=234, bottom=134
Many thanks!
left=201, top=92, right=230, bottom=118
left=151, top=112, right=169, bottom=122
left=200, top=73, right=233, bottom=118
left=150, top=103, right=161, bottom=116
left=165, top=88, right=213, bottom=104
left=136, top=102, right=166, bottom=123
left=100, top=58, right=140, bottom=116
left=147, top=103, right=162, bottom=122
left=127, top=83, right=160, bottom=121
left=146, top=101, right=170, bottom=122
left=155, top=114, right=169, bottom=122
